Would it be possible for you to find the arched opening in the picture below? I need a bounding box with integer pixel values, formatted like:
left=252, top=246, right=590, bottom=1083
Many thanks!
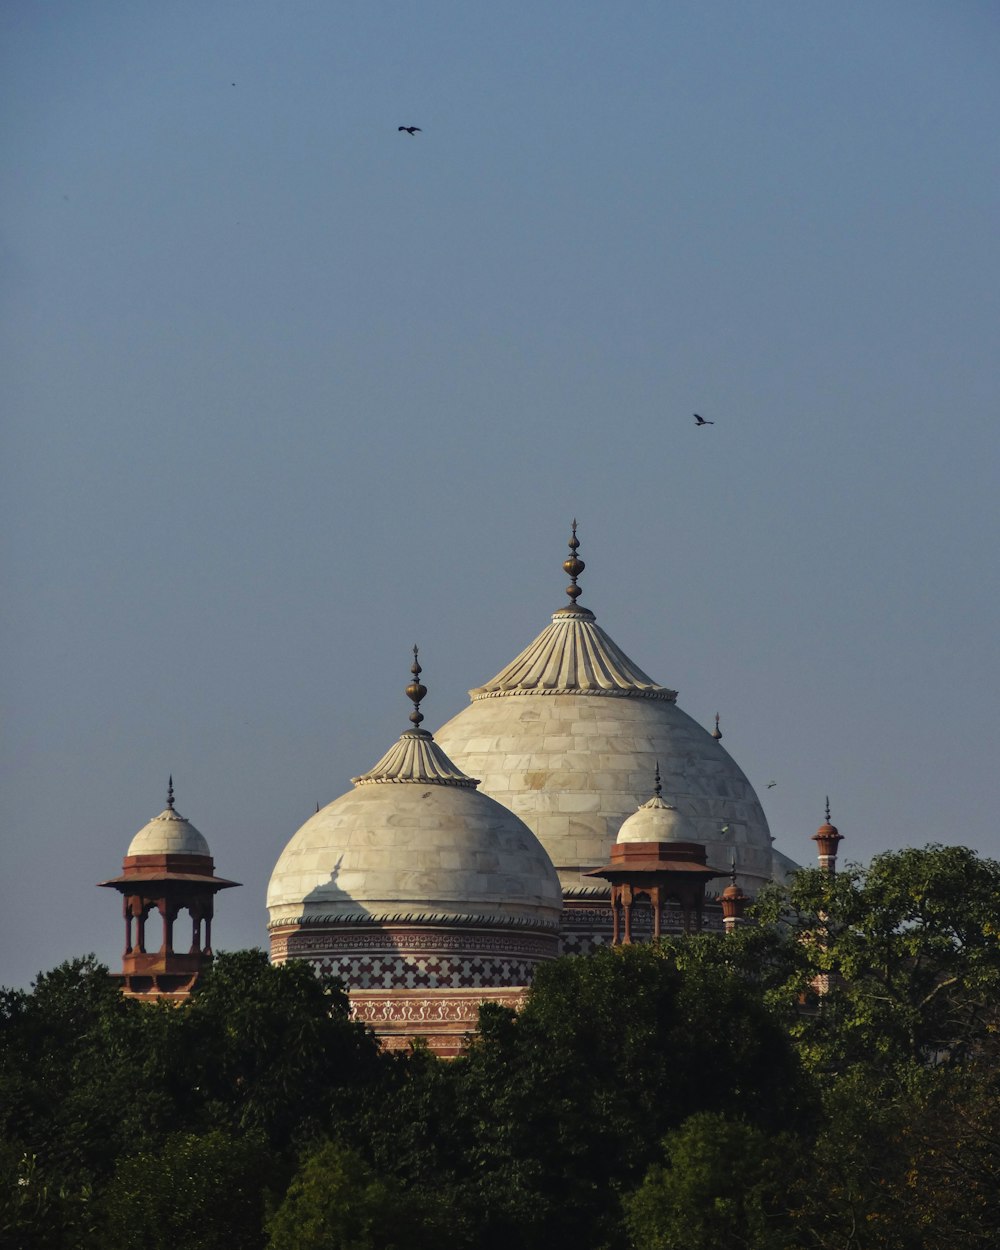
left=134, top=900, right=167, bottom=954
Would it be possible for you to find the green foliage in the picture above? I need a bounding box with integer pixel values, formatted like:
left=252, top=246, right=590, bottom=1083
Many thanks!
left=373, top=944, right=813, bottom=1250
left=349, top=1041, right=474, bottom=1222
left=102, top=1129, right=272, bottom=1250
left=0, top=951, right=385, bottom=1248
left=266, top=1139, right=447, bottom=1250
left=0, top=1141, right=98, bottom=1250
left=0, top=956, right=164, bottom=1185
left=3, top=848, right=999, bottom=1250
left=785, top=1065, right=932, bottom=1250
left=903, top=1056, right=1000, bottom=1249
left=182, top=950, right=381, bottom=1145
left=625, top=1112, right=799, bottom=1250
left=753, top=844, right=1000, bottom=1070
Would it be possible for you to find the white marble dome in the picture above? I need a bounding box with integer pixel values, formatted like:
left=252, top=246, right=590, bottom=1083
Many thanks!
left=434, top=558, right=783, bottom=896
left=267, top=725, right=562, bottom=932
left=616, top=788, right=696, bottom=844
left=127, top=788, right=211, bottom=857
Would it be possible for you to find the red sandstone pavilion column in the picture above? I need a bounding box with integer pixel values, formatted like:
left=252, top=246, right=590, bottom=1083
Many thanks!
left=98, top=779, right=239, bottom=1000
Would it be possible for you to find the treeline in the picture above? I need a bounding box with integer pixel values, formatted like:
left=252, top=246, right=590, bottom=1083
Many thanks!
left=2, top=843, right=999, bottom=1249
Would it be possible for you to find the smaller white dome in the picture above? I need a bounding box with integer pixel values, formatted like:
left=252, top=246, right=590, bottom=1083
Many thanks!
left=616, top=793, right=696, bottom=844
left=127, top=806, right=211, bottom=857
left=267, top=727, right=562, bottom=930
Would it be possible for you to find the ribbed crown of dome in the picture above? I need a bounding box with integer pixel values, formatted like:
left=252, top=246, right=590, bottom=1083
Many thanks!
left=471, top=605, right=677, bottom=701
left=616, top=792, right=696, bottom=844
left=352, top=728, right=479, bottom=787
left=127, top=806, right=211, bottom=857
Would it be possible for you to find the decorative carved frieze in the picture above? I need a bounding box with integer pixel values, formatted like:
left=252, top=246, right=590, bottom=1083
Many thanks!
left=270, top=921, right=557, bottom=989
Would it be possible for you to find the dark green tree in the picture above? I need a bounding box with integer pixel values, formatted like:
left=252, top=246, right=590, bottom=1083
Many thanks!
left=266, top=1139, right=448, bottom=1250
left=0, top=952, right=386, bottom=1248
left=179, top=949, right=382, bottom=1147
left=753, top=844, right=1000, bottom=1070
left=624, top=1111, right=800, bottom=1250
left=0, top=957, right=171, bottom=1188
left=355, top=944, right=813, bottom=1250
left=101, top=1129, right=272, bottom=1250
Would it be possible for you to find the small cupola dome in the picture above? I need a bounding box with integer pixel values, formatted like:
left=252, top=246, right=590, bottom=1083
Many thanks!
left=616, top=765, right=697, bottom=844
left=126, top=776, right=211, bottom=857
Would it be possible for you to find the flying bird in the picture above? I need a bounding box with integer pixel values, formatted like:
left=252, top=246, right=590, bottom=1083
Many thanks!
left=766, top=781, right=777, bottom=789
left=398, top=126, right=422, bottom=135
left=694, top=414, right=714, bottom=426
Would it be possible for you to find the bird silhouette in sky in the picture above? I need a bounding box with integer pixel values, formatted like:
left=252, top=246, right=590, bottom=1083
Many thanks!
left=398, top=126, right=422, bottom=135
left=694, top=414, right=714, bottom=426
left=766, top=781, right=777, bottom=788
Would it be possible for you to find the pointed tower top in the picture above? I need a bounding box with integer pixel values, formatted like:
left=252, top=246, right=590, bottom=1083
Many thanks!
left=353, top=647, right=478, bottom=787
left=406, top=645, right=427, bottom=729
left=712, top=713, right=722, bottom=741
left=720, top=849, right=749, bottom=919
left=653, top=761, right=662, bottom=797
left=561, top=519, right=586, bottom=609
left=812, top=796, right=843, bottom=872
left=166, top=774, right=175, bottom=811
left=468, top=523, right=677, bottom=701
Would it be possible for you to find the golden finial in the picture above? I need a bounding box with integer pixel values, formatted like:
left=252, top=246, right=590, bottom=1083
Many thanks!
left=166, top=774, right=175, bottom=811
left=562, top=519, right=585, bottom=605
left=654, top=761, right=662, bottom=798
left=406, top=645, right=427, bottom=728
left=712, top=713, right=722, bottom=741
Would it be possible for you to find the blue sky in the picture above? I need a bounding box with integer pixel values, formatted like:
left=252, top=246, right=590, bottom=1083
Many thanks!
left=3, top=1, right=998, bottom=987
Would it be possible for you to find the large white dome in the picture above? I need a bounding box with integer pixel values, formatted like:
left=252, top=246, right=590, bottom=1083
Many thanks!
left=435, top=577, right=779, bottom=896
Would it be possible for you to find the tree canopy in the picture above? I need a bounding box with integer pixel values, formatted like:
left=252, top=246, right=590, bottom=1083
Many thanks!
left=2, top=844, right=999, bottom=1249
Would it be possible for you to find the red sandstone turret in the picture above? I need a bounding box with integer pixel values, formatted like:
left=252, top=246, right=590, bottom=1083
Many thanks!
left=812, top=797, right=843, bottom=875
left=98, top=778, right=239, bottom=1000
left=719, top=856, right=749, bottom=934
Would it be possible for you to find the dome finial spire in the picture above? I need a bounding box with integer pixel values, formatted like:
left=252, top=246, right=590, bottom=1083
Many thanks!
left=825, top=795, right=831, bottom=823
left=406, top=645, right=427, bottom=729
left=712, top=713, right=722, bottom=741
left=654, top=761, right=662, bottom=798
left=562, top=519, right=585, bottom=607
left=166, top=774, right=175, bottom=811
